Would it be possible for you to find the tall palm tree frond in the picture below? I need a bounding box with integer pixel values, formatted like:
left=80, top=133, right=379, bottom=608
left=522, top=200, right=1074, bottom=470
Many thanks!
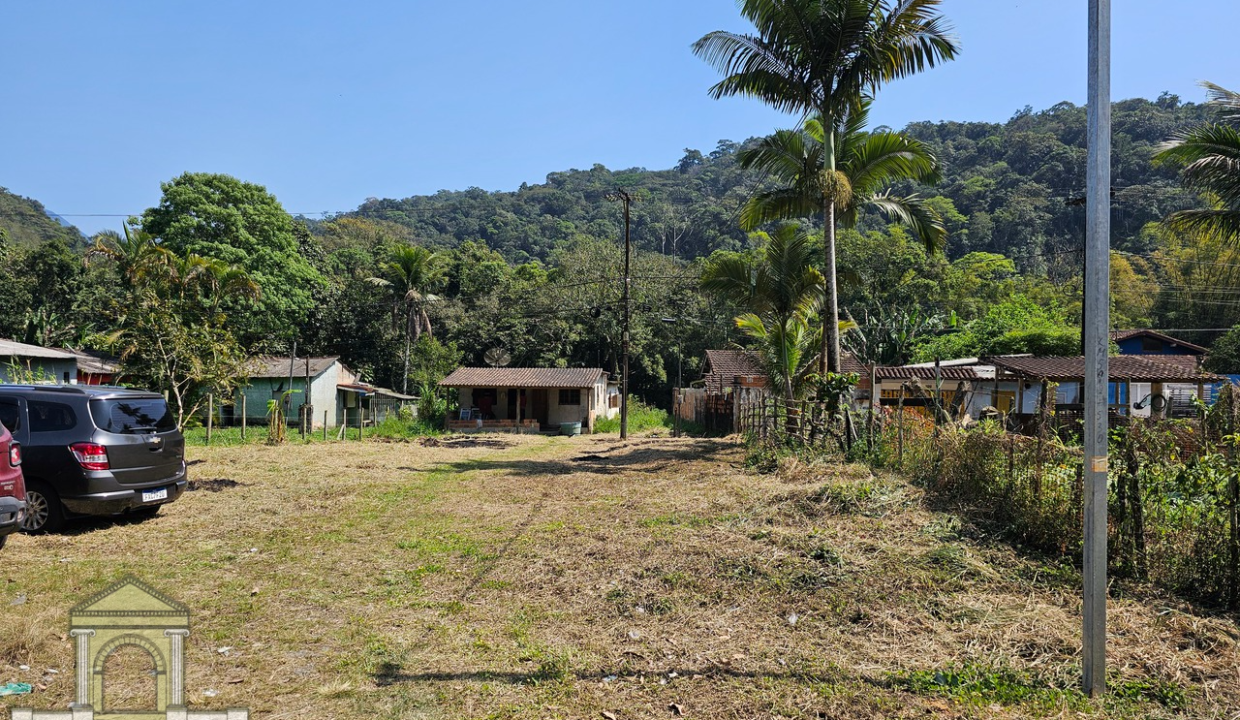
left=693, top=0, right=958, bottom=119
left=739, top=113, right=946, bottom=249
left=866, top=192, right=947, bottom=252
left=1203, top=81, right=1240, bottom=122
left=1156, top=82, right=1240, bottom=243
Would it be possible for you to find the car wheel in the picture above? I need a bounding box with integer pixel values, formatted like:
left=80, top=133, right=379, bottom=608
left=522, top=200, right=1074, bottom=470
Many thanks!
left=21, top=482, right=65, bottom=534
left=0, top=535, right=6, bottom=550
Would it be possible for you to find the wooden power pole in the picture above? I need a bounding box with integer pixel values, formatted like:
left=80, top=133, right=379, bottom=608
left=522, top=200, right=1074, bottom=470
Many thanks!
left=609, top=189, right=635, bottom=440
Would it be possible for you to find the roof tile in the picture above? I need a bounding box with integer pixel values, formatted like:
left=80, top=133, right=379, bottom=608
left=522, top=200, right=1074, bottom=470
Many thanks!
left=439, top=367, right=608, bottom=389
left=989, top=355, right=1221, bottom=382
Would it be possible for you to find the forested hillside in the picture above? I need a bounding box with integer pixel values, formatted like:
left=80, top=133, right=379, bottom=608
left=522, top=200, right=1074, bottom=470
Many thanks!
left=336, top=95, right=1212, bottom=271
left=0, top=187, right=85, bottom=248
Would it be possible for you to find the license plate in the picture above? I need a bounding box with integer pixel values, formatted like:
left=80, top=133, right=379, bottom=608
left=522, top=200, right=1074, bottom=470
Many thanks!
left=141, top=488, right=168, bottom=503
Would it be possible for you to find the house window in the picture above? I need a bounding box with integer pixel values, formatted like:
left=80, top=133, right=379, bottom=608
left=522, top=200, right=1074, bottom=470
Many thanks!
left=558, top=389, right=581, bottom=406
left=1141, top=337, right=1163, bottom=353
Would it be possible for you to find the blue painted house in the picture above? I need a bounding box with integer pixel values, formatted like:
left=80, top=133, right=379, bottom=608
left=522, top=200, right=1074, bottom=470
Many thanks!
left=1112, top=329, right=1207, bottom=358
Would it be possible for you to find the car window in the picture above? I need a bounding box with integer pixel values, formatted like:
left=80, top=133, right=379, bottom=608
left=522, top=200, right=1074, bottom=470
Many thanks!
left=27, top=401, right=77, bottom=433
left=0, top=402, right=20, bottom=433
left=90, top=398, right=176, bottom=434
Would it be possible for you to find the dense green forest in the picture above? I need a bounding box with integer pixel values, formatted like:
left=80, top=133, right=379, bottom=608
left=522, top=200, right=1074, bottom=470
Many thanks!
left=0, top=187, right=85, bottom=248
left=333, top=95, right=1210, bottom=267
left=0, top=94, right=1234, bottom=418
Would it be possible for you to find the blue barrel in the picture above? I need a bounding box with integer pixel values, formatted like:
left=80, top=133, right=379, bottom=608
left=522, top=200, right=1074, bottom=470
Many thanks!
left=559, top=422, right=582, bottom=436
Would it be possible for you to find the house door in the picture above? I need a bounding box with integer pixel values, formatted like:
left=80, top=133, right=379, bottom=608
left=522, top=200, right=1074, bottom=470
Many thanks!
left=530, top=389, right=549, bottom=428
left=995, top=391, right=1016, bottom=414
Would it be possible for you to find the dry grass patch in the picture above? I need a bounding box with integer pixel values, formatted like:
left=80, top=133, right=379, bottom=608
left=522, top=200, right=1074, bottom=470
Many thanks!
left=0, top=434, right=1233, bottom=719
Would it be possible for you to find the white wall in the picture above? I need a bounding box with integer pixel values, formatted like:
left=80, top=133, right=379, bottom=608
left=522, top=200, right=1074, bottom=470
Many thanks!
left=306, top=364, right=339, bottom=428
left=548, top=387, right=589, bottom=426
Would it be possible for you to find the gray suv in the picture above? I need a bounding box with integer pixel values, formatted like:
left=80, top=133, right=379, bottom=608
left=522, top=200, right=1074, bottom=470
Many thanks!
left=0, top=386, right=188, bottom=532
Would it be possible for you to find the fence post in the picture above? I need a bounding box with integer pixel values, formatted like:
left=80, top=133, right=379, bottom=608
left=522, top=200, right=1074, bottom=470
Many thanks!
left=241, top=394, right=247, bottom=441
left=673, top=388, right=681, bottom=438
left=868, top=366, right=878, bottom=452
left=206, top=394, right=213, bottom=446
left=1230, top=471, right=1239, bottom=610
left=1008, top=433, right=1016, bottom=484
left=323, top=411, right=328, bottom=442
left=359, top=406, right=365, bottom=440
left=897, top=385, right=905, bottom=466
left=732, top=382, right=742, bottom=435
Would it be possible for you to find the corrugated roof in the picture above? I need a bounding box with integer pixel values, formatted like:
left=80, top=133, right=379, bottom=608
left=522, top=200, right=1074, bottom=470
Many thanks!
left=989, top=355, right=1223, bottom=382
left=0, top=339, right=77, bottom=361
left=1112, top=329, right=1208, bottom=354
left=73, top=351, right=120, bottom=375
left=876, top=366, right=984, bottom=381
left=338, top=383, right=418, bottom=400
left=439, top=367, right=607, bottom=389
left=247, top=356, right=340, bottom=379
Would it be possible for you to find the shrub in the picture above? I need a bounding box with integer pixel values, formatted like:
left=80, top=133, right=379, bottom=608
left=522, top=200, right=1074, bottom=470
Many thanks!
left=593, top=398, right=671, bottom=434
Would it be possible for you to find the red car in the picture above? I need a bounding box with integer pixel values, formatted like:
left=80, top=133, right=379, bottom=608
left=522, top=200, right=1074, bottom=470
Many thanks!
left=0, top=422, right=25, bottom=549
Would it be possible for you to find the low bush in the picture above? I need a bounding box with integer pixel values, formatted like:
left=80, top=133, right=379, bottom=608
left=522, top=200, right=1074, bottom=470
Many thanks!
left=593, top=398, right=671, bottom=434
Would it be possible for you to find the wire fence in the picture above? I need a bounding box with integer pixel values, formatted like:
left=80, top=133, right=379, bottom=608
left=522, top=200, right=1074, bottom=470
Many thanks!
left=744, top=386, right=1240, bottom=610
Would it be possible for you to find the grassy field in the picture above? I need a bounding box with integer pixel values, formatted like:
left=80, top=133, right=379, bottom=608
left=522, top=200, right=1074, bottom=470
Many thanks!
left=0, top=435, right=1235, bottom=719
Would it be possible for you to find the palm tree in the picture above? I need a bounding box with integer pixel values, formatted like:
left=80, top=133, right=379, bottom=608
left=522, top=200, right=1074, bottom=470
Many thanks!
left=738, top=103, right=946, bottom=370
left=694, top=0, right=958, bottom=375
left=368, top=244, right=446, bottom=394
left=84, top=226, right=171, bottom=286
left=702, top=224, right=824, bottom=402
left=1156, top=82, right=1240, bottom=242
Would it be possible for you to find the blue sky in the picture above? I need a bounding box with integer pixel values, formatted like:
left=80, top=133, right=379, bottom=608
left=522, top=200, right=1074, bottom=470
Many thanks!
left=2, top=0, right=1238, bottom=236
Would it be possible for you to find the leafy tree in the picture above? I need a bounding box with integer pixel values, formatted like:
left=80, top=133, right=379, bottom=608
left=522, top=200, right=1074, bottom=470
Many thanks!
left=915, top=296, right=1078, bottom=361
left=846, top=305, right=947, bottom=366
left=140, top=172, right=324, bottom=345
left=694, top=0, right=958, bottom=374
left=1206, top=326, right=1240, bottom=374
left=100, top=247, right=259, bottom=427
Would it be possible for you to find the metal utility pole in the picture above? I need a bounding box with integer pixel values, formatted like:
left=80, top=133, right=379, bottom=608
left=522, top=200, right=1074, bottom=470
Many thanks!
left=1083, top=0, right=1112, bottom=698
left=609, top=189, right=635, bottom=440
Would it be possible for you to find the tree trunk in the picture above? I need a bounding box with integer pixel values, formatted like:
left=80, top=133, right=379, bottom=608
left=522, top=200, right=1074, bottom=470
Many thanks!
left=403, top=304, right=414, bottom=395
left=823, top=200, right=841, bottom=375
left=821, top=123, right=841, bottom=378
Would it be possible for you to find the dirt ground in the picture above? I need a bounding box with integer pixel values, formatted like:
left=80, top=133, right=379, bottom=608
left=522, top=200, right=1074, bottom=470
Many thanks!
left=1, top=434, right=1237, bottom=719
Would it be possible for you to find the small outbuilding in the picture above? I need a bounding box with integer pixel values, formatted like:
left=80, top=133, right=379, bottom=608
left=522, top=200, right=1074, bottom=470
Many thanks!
left=73, top=350, right=122, bottom=386
left=0, top=339, right=79, bottom=384
left=439, top=367, right=614, bottom=433
left=234, top=356, right=358, bottom=430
